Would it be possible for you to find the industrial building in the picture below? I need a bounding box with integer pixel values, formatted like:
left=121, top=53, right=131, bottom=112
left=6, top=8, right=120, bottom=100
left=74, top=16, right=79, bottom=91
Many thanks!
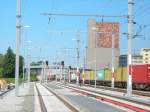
left=86, top=19, right=120, bottom=69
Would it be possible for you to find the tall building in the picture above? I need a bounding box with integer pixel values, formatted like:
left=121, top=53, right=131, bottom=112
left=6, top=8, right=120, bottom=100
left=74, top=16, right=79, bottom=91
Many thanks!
left=140, top=48, right=150, bottom=64
left=86, top=19, right=120, bottom=69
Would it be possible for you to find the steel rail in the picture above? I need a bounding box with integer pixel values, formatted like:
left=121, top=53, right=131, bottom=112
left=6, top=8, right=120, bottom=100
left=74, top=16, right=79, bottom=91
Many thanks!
left=35, top=83, right=47, bottom=112
left=52, top=82, right=150, bottom=111
left=42, top=84, right=80, bottom=112
left=0, top=87, right=14, bottom=97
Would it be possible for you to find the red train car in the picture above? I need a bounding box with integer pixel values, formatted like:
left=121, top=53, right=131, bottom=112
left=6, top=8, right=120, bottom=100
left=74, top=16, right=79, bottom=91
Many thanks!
left=130, top=64, right=150, bottom=84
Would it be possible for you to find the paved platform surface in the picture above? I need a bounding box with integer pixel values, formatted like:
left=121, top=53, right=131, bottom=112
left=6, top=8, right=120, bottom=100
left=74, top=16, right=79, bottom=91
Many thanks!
left=0, top=82, right=37, bottom=112
left=36, top=83, right=71, bottom=112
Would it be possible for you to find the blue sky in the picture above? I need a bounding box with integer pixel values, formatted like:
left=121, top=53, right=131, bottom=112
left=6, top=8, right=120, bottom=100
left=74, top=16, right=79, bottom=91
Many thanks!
left=0, top=0, right=150, bottom=66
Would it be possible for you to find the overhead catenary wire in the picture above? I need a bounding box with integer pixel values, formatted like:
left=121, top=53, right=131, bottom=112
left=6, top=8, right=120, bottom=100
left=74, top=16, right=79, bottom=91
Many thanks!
left=133, top=0, right=150, bottom=17
left=41, top=12, right=127, bottom=18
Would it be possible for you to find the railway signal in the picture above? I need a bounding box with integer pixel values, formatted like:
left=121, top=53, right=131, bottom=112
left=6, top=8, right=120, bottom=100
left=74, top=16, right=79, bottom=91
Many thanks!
left=68, top=65, right=71, bottom=83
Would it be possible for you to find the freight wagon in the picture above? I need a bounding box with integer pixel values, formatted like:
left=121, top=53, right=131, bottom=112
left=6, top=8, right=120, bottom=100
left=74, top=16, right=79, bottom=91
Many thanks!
left=72, top=64, right=150, bottom=91
left=130, top=64, right=150, bottom=90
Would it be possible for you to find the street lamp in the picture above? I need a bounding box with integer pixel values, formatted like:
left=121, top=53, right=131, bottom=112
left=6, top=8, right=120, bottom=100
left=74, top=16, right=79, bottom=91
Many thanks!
left=22, top=25, right=31, bottom=86
left=72, top=32, right=80, bottom=85
left=26, top=40, right=32, bottom=86
left=24, top=25, right=31, bottom=28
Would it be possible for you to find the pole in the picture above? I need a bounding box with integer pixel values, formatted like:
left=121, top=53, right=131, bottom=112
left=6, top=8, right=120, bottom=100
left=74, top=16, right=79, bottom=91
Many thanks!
left=56, top=51, right=58, bottom=82
left=43, top=61, right=46, bottom=83
left=15, top=0, right=21, bottom=96
left=22, top=64, right=24, bottom=87
left=42, top=61, right=44, bottom=83
left=77, top=32, right=80, bottom=68
left=60, top=65, right=62, bottom=82
left=76, top=32, right=80, bottom=85
left=27, top=47, right=30, bottom=85
left=56, top=58, right=58, bottom=82
left=111, top=33, right=115, bottom=88
left=22, top=40, right=25, bottom=87
left=127, top=0, right=133, bottom=96
left=83, top=52, right=86, bottom=85
left=23, top=25, right=31, bottom=85
left=94, top=30, right=97, bottom=88
left=69, top=67, right=71, bottom=83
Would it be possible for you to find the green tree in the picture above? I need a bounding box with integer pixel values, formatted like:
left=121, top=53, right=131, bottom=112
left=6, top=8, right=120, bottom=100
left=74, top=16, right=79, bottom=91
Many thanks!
left=1, top=47, right=24, bottom=78
left=19, top=55, right=24, bottom=78
left=0, top=54, right=3, bottom=66
left=2, top=47, right=15, bottom=77
left=0, top=54, right=4, bottom=77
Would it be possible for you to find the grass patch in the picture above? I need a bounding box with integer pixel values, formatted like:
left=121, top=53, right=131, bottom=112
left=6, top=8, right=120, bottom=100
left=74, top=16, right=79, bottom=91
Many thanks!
left=0, top=78, right=23, bottom=84
left=0, top=74, right=38, bottom=84
left=30, top=74, right=38, bottom=82
left=0, top=78, right=15, bottom=83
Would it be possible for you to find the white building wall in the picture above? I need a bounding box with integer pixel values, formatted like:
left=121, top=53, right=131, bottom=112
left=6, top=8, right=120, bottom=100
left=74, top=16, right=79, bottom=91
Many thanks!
left=140, top=48, right=150, bottom=64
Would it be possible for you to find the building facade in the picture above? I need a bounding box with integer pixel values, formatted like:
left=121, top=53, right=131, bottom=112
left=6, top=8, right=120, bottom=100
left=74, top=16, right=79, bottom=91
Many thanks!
left=140, top=48, right=150, bottom=64
left=119, top=54, right=143, bottom=67
left=86, top=19, right=120, bottom=69
left=132, top=55, right=143, bottom=65
left=119, top=55, right=127, bottom=67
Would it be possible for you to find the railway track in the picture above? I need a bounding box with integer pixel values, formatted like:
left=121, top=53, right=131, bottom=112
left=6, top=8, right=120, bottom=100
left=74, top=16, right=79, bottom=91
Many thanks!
left=82, top=84, right=150, bottom=97
left=70, top=81, right=150, bottom=97
left=35, top=83, right=47, bottom=112
left=0, top=87, right=14, bottom=97
left=35, top=83, right=79, bottom=112
left=43, top=84, right=80, bottom=112
left=52, top=82, right=150, bottom=112
left=57, top=83, right=150, bottom=105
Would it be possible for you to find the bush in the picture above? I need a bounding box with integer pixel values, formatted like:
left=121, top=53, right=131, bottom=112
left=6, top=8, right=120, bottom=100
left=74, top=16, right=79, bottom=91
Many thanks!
left=30, top=74, right=38, bottom=82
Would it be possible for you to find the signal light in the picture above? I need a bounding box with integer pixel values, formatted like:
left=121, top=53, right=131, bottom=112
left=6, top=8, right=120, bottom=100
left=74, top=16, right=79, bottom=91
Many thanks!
left=69, top=65, right=71, bottom=69
left=61, top=61, right=64, bottom=66
left=46, top=61, right=48, bottom=66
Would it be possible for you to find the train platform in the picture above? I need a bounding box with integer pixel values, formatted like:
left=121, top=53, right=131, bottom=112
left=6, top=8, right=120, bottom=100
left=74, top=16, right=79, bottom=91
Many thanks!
left=36, top=83, right=71, bottom=112
left=0, top=82, right=72, bottom=112
left=0, top=82, right=40, bottom=112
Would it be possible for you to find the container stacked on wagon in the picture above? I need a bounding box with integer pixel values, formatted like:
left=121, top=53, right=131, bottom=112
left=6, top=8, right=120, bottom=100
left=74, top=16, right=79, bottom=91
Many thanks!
left=70, top=64, right=150, bottom=90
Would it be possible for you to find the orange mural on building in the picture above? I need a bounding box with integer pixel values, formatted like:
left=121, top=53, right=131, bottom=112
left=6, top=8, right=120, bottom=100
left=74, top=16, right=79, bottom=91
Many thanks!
left=96, top=22, right=119, bottom=48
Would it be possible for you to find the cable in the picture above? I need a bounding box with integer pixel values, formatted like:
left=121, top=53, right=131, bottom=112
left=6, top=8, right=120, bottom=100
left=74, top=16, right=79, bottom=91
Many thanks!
left=133, top=0, right=150, bottom=17
left=41, top=12, right=127, bottom=18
